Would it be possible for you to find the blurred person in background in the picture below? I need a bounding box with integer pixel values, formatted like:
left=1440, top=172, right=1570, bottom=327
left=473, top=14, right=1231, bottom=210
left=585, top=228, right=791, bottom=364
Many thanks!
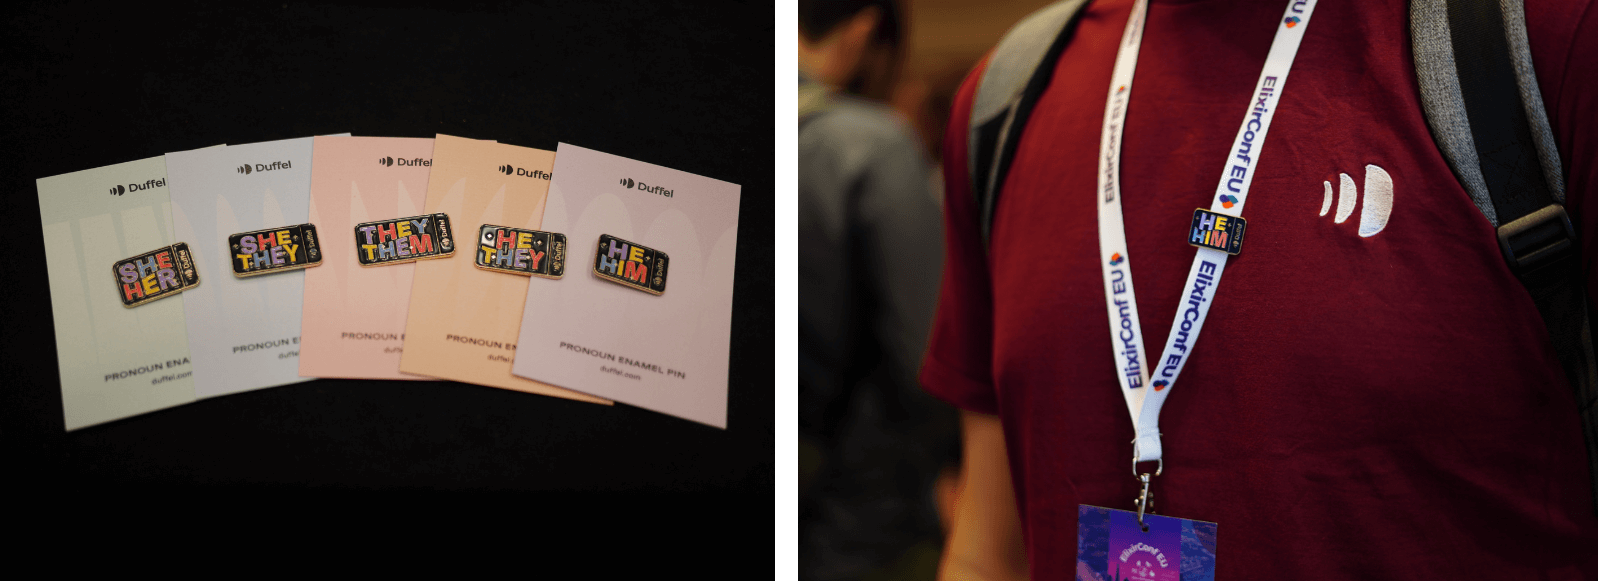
left=798, top=0, right=959, bottom=579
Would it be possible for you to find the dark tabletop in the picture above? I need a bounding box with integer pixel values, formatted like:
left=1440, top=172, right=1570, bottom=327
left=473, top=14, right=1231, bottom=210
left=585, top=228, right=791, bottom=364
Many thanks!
left=1, top=0, right=773, bottom=563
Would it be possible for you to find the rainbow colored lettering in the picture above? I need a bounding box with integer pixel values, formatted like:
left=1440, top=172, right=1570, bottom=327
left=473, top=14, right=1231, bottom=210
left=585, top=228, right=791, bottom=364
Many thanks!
left=114, top=243, right=200, bottom=307
left=592, top=234, right=668, bottom=295
left=355, top=213, right=454, bottom=266
left=229, top=224, right=323, bottom=277
left=476, top=225, right=565, bottom=278
left=1188, top=208, right=1247, bottom=255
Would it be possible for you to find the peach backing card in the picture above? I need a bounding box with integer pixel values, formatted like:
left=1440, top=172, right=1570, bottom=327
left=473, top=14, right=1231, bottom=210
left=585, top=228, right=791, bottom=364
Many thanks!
left=398, top=134, right=609, bottom=404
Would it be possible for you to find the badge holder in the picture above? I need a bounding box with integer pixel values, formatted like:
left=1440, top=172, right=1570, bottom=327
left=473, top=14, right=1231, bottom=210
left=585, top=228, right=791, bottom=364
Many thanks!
left=1076, top=504, right=1216, bottom=581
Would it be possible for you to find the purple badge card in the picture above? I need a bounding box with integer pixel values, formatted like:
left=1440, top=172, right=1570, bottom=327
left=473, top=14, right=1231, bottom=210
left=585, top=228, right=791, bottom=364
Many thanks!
left=1078, top=505, right=1217, bottom=581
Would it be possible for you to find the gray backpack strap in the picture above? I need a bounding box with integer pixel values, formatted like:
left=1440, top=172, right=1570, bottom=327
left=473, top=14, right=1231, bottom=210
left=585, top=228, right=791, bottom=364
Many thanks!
left=1415, top=0, right=1595, bottom=515
left=968, top=0, right=1091, bottom=247
left=1411, top=0, right=1565, bottom=226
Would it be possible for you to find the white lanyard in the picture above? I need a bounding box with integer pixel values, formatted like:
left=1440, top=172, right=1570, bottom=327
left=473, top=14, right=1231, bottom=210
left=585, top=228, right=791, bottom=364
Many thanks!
left=1097, top=0, right=1317, bottom=464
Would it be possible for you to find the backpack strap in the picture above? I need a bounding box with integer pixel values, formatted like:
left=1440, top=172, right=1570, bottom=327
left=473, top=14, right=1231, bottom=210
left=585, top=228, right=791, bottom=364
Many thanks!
left=1413, top=0, right=1597, bottom=513
left=968, top=0, right=1091, bottom=248
left=1411, top=0, right=1567, bottom=222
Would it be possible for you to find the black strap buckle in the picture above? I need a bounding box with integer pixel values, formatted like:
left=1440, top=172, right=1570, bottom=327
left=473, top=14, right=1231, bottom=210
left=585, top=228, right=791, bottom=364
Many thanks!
left=1497, top=204, right=1576, bottom=275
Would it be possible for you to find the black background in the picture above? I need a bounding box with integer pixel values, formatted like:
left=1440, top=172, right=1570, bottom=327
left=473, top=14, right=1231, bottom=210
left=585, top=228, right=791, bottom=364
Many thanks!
left=1, top=1, right=773, bottom=559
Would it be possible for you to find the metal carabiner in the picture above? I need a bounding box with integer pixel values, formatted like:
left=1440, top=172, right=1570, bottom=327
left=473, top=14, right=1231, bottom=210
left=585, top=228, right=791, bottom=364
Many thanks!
left=1135, top=472, right=1154, bottom=530
left=1131, top=445, right=1163, bottom=531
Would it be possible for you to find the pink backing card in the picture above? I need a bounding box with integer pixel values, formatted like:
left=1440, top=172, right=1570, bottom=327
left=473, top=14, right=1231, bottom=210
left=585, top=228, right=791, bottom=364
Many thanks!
left=299, top=136, right=437, bottom=380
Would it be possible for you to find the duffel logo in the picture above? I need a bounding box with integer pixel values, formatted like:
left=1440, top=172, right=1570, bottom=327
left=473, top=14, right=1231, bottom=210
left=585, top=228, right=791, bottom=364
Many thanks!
left=499, top=164, right=551, bottom=179
left=625, top=178, right=674, bottom=198
left=237, top=161, right=292, bottom=175
left=108, top=179, right=164, bottom=196
left=379, top=157, right=428, bottom=167
left=1319, top=164, right=1393, bottom=238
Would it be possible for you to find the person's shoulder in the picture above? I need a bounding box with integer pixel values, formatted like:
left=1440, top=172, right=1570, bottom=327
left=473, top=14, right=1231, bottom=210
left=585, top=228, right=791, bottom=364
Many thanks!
left=800, top=91, right=929, bottom=184
left=803, top=92, right=920, bottom=151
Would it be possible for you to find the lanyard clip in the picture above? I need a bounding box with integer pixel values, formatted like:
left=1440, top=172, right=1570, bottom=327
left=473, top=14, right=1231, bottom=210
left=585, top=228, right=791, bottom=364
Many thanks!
left=1135, top=472, right=1154, bottom=531
left=1132, top=450, right=1162, bottom=531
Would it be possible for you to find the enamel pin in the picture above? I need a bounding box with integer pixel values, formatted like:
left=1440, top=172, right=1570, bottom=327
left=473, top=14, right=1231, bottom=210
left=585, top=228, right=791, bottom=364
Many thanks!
left=354, top=213, right=455, bottom=266
left=228, top=224, right=323, bottom=277
left=592, top=234, right=667, bottom=295
left=114, top=242, right=201, bottom=307
left=1189, top=208, right=1247, bottom=255
left=475, top=225, right=565, bottom=278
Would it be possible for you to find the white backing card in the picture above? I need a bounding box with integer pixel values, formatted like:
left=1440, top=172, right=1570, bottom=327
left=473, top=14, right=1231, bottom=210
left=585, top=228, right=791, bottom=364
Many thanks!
left=166, top=136, right=334, bottom=398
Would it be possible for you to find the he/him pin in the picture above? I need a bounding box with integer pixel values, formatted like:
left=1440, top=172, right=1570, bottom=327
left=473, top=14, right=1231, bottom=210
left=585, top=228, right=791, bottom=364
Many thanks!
left=114, top=243, right=200, bottom=307
left=475, top=225, right=565, bottom=279
left=228, top=224, right=323, bottom=277
left=1188, top=208, right=1247, bottom=255
left=354, top=213, right=455, bottom=266
left=592, top=234, right=668, bottom=295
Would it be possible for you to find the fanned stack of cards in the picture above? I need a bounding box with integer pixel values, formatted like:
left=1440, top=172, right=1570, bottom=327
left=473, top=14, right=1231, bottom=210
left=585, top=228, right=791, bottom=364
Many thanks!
left=36, top=134, right=742, bottom=430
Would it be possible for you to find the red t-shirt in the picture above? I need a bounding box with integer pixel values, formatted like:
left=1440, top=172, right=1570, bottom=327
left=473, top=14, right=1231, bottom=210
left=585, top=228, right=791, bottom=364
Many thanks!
left=923, top=0, right=1598, bottom=578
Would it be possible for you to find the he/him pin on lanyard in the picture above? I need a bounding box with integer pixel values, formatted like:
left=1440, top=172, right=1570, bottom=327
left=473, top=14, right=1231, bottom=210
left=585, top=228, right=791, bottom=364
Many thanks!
left=1077, top=0, right=1315, bottom=575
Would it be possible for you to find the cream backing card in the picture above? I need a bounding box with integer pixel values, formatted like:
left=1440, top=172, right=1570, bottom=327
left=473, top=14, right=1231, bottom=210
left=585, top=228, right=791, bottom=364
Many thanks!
left=37, top=151, right=218, bottom=429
